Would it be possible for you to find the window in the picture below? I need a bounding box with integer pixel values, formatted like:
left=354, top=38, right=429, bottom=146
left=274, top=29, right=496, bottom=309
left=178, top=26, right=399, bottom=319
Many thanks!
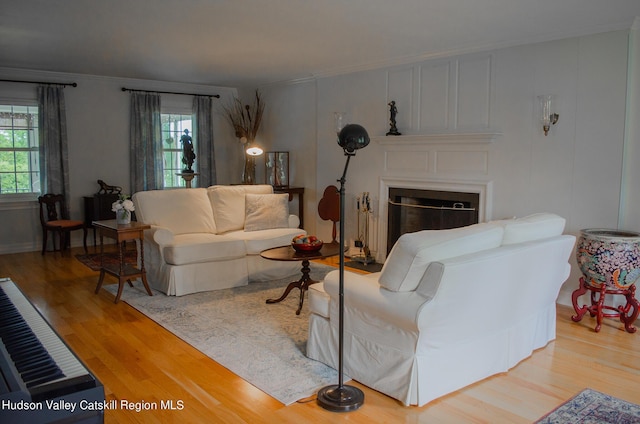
left=0, top=104, right=40, bottom=196
left=161, top=113, right=193, bottom=188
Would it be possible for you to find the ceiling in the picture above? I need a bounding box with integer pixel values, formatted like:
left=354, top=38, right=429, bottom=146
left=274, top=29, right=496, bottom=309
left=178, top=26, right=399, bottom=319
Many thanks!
left=2, top=1, right=640, bottom=88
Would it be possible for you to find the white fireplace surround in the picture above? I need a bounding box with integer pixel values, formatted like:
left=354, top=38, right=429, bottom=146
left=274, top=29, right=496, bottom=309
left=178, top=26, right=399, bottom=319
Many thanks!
left=377, top=176, right=493, bottom=262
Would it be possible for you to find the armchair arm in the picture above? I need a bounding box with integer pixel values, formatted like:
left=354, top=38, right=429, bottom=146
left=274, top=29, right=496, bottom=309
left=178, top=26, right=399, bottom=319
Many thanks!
left=143, top=225, right=175, bottom=245
left=323, top=270, right=431, bottom=331
left=142, top=225, right=174, bottom=265
left=288, top=214, right=300, bottom=229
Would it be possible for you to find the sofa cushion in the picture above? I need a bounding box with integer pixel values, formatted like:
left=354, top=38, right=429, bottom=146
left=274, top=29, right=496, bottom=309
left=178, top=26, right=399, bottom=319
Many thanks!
left=133, top=188, right=217, bottom=235
left=225, top=227, right=306, bottom=255
left=498, top=213, right=566, bottom=245
left=162, top=233, right=246, bottom=265
left=208, top=185, right=273, bottom=233
left=244, top=193, right=290, bottom=231
left=379, top=222, right=504, bottom=292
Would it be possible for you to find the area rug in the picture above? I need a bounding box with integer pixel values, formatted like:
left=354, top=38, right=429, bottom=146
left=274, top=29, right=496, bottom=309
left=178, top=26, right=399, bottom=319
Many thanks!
left=104, top=264, right=343, bottom=406
left=76, top=251, right=137, bottom=271
left=535, top=388, right=640, bottom=423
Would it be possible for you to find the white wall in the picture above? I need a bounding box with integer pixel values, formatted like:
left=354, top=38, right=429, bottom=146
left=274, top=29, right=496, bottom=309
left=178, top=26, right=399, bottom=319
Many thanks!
left=0, top=69, right=238, bottom=253
left=260, top=29, right=634, bottom=306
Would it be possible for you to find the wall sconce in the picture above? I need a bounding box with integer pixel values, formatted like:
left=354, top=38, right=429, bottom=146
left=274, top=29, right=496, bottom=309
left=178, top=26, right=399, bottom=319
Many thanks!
left=334, top=112, right=347, bottom=137
left=538, top=95, right=559, bottom=136
left=245, top=141, right=264, bottom=156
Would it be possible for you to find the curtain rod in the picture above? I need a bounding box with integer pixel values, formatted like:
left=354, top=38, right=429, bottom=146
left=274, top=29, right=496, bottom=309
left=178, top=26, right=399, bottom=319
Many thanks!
left=121, top=87, right=220, bottom=98
left=0, top=79, right=77, bottom=87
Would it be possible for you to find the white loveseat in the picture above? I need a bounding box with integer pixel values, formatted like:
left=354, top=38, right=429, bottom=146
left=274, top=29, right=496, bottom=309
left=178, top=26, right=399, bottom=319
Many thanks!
left=132, top=185, right=305, bottom=296
left=307, top=213, right=575, bottom=406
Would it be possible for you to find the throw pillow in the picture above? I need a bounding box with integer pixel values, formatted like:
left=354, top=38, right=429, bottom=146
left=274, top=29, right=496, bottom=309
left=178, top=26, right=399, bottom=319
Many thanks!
left=379, top=222, right=504, bottom=292
left=244, top=193, right=290, bottom=231
left=498, top=213, right=566, bottom=245
left=132, top=188, right=217, bottom=235
left=208, top=185, right=273, bottom=233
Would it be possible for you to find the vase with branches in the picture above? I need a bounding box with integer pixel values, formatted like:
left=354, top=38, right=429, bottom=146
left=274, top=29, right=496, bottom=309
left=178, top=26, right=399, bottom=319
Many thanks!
left=221, top=90, right=265, bottom=184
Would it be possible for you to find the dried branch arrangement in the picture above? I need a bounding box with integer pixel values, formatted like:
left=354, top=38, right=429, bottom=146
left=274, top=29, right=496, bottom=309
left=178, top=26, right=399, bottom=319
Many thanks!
left=221, top=90, right=265, bottom=144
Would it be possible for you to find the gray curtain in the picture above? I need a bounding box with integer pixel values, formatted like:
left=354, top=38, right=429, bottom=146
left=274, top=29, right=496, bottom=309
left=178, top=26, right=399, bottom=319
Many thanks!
left=129, top=92, right=162, bottom=192
left=193, top=96, right=216, bottom=187
left=38, top=85, right=70, bottom=212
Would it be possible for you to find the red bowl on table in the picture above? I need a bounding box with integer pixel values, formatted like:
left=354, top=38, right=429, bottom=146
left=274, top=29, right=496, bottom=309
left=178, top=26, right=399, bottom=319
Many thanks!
left=291, top=235, right=323, bottom=252
left=292, top=241, right=324, bottom=252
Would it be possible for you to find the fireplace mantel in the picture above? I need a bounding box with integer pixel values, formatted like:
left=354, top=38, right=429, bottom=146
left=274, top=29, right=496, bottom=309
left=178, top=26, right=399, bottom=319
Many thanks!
left=372, top=131, right=501, bottom=145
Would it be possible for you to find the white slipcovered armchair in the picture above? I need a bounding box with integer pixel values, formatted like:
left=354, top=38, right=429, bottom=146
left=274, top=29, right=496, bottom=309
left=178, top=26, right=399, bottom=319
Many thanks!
left=307, top=214, right=575, bottom=406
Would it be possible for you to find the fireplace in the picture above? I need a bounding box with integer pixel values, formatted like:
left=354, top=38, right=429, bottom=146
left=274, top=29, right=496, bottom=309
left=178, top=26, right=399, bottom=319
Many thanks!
left=377, top=177, right=493, bottom=261
left=386, top=188, right=480, bottom=255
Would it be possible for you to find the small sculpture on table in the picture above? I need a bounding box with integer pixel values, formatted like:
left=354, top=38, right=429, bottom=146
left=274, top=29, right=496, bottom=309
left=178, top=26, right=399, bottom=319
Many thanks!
left=97, top=179, right=122, bottom=195
left=181, top=129, right=196, bottom=172
left=386, top=100, right=402, bottom=136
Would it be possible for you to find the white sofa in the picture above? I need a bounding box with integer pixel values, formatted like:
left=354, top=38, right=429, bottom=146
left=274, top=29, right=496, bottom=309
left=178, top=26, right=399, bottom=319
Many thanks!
left=132, top=185, right=306, bottom=296
left=307, top=213, right=575, bottom=406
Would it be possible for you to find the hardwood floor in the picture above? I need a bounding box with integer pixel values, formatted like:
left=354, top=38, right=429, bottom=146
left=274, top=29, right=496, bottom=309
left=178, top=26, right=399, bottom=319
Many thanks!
left=1, top=247, right=638, bottom=423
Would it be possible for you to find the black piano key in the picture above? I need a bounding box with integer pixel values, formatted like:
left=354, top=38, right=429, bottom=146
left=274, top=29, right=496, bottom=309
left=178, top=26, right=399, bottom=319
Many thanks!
left=15, top=351, right=51, bottom=368
left=25, top=370, right=65, bottom=388
left=19, top=357, right=56, bottom=375
left=6, top=333, right=40, bottom=350
left=22, top=364, right=63, bottom=383
left=0, top=322, right=32, bottom=336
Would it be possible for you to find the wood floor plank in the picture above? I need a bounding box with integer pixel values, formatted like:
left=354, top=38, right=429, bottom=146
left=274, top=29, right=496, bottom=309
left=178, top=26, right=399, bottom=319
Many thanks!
left=0, top=248, right=638, bottom=423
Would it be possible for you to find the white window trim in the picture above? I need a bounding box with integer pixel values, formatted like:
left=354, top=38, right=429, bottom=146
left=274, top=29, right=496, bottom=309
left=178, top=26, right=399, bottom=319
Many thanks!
left=0, top=98, right=40, bottom=204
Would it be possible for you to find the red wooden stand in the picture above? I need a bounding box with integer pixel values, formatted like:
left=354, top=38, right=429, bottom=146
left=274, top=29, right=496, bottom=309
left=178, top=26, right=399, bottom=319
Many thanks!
left=571, top=277, right=639, bottom=333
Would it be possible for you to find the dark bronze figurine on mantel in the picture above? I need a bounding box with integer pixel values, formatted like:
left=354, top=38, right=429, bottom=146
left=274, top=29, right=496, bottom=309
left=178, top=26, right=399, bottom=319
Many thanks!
left=386, top=100, right=402, bottom=136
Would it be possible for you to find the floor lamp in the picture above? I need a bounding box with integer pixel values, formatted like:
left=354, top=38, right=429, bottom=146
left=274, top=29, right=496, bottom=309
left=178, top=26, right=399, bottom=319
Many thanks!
left=317, top=123, right=369, bottom=412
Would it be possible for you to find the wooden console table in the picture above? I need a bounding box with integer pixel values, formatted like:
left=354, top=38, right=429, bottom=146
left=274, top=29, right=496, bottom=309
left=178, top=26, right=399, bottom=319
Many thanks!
left=274, top=186, right=305, bottom=229
left=93, top=220, right=153, bottom=304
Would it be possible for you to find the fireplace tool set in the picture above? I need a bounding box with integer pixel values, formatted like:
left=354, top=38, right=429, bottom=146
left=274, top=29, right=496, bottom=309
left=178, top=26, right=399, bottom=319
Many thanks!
left=352, top=192, right=375, bottom=265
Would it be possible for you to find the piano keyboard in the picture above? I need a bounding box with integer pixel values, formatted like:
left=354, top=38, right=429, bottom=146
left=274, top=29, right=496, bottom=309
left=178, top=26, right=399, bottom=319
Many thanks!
left=0, top=280, right=88, bottom=391
left=0, top=277, right=104, bottom=424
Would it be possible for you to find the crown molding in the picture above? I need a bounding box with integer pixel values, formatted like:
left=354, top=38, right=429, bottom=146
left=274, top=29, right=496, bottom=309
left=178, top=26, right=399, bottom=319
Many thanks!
left=312, top=22, right=634, bottom=81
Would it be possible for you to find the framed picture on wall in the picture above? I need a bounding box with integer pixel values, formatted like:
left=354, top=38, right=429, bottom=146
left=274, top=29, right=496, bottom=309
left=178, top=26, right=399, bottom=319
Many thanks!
left=265, top=151, right=289, bottom=188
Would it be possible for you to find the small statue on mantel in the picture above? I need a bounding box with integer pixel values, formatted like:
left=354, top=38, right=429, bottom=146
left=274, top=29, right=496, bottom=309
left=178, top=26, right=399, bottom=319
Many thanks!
left=386, top=100, right=402, bottom=136
left=181, top=129, right=196, bottom=172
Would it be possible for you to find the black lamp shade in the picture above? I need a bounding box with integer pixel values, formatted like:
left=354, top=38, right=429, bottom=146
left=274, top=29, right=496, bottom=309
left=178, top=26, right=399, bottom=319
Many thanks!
left=338, top=124, right=370, bottom=153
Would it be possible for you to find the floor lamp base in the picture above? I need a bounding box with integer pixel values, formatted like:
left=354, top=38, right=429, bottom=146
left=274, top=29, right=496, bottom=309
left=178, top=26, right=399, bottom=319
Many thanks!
left=317, top=384, right=364, bottom=412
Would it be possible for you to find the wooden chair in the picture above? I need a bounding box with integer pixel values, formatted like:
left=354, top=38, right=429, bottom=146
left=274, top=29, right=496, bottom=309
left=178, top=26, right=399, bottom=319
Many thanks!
left=38, top=193, right=88, bottom=255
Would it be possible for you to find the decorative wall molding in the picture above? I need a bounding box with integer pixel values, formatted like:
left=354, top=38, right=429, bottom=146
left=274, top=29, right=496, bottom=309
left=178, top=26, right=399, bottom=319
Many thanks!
left=386, top=53, right=496, bottom=134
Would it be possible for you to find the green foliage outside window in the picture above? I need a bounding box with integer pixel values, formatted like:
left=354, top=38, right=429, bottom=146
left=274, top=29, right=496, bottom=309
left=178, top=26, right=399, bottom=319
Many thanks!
left=0, top=105, right=40, bottom=195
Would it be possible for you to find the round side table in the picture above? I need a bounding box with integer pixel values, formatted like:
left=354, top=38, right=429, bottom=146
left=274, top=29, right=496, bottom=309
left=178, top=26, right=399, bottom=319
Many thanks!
left=260, top=242, right=341, bottom=315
